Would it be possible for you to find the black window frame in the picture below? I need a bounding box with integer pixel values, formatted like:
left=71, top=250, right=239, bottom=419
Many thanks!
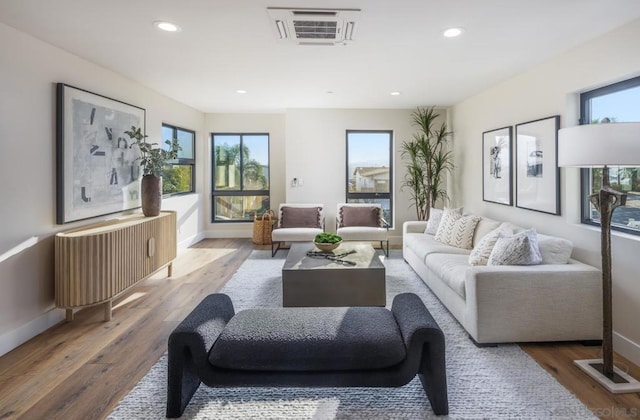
left=345, top=129, right=393, bottom=227
left=211, top=132, right=270, bottom=223
left=579, top=75, right=640, bottom=236
left=161, top=123, right=196, bottom=196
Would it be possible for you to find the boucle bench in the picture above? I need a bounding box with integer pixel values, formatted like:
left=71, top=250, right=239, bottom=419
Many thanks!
left=166, top=293, right=448, bottom=417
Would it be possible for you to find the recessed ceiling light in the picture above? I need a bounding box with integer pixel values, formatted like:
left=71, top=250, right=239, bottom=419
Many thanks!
left=154, top=21, right=181, bottom=32
left=236, top=89, right=247, bottom=94
left=390, top=91, right=401, bottom=96
left=443, top=27, right=464, bottom=38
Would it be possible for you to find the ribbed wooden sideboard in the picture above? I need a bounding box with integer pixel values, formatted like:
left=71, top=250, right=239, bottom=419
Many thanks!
left=55, top=211, right=177, bottom=321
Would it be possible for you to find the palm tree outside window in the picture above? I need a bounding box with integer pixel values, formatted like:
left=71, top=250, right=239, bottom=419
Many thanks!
left=211, top=133, right=270, bottom=222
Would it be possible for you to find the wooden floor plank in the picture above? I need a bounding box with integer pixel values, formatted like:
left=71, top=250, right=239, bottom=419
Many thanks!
left=0, top=238, right=638, bottom=419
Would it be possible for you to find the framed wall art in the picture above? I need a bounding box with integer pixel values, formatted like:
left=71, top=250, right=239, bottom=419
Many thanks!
left=56, top=83, right=146, bottom=224
left=482, top=126, right=513, bottom=206
left=515, top=115, right=560, bottom=215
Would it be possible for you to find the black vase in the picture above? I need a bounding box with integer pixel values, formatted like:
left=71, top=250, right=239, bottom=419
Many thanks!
left=141, top=175, right=161, bottom=217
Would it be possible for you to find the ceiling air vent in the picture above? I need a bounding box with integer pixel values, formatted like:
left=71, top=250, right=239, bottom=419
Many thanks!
left=267, top=7, right=360, bottom=45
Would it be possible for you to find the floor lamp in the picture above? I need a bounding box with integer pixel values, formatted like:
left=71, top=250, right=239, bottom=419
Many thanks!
left=558, top=122, right=640, bottom=393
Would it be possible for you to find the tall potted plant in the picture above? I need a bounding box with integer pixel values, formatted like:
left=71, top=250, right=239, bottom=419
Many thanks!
left=125, top=126, right=180, bottom=217
left=401, top=107, right=454, bottom=220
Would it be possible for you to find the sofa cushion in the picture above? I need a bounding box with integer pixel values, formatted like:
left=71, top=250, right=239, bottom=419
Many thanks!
left=537, top=233, right=573, bottom=264
left=488, top=229, right=542, bottom=266
left=280, top=206, right=322, bottom=228
left=272, top=227, right=323, bottom=242
left=424, top=208, right=444, bottom=235
left=209, top=307, right=406, bottom=371
left=469, top=224, right=514, bottom=266
left=405, top=233, right=471, bottom=263
left=425, top=253, right=469, bottom=299
left=340, top=205, right=380, bottom=227
left=337, top=226, right=387, bottom=241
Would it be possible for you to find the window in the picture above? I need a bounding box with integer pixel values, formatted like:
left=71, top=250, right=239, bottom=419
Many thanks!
left=161, top=123, right=195, bottom=195
left=346, top=130, right=393, bottom=225
left=212, top=133, right=270, bottom=222
left=580, top=76, right=640, bottom=234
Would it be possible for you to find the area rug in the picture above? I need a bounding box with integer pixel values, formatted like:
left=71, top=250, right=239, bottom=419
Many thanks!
left=109, top=250, right=596, bottom=419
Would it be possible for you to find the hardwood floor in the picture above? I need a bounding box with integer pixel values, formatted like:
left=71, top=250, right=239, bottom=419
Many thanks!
left=0, top=238, right=638, bottom=419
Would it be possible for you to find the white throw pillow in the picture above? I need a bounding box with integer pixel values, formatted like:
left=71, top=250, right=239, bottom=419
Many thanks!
left=434, top=207, right=463, bottom=244
left=424, top=208, right=444, bottom=235
left=446, top=215, right=481, bottom=249
left=537, top=233, right=573, bottom=264
left=487, top=229, right=542, bottom=266
left=468, top=224, right=514, bottom=266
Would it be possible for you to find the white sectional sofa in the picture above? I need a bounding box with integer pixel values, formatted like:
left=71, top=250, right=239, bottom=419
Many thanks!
left=403, top=217, right=603, bottom=345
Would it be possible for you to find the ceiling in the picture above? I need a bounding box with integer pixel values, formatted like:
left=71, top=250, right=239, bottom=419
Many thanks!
left=2, top=0, right=640, bottom=113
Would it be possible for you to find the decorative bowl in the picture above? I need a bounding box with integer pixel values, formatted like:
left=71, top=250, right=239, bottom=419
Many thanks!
left=314, top=241, right=342, bottom=252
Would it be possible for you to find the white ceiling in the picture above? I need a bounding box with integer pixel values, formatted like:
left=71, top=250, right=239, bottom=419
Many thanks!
left=2, top=0, right=640, bottom=113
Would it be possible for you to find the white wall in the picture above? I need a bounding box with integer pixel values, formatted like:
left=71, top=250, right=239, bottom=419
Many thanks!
left=452, top=18, right=640, bottom=364
left=0, top=22, right=205, bottom=356
left=284, top=108, right=448, bottom=242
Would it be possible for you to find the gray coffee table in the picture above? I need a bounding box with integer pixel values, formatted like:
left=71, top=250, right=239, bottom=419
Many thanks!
left=282, top=242, right=386, bottom=307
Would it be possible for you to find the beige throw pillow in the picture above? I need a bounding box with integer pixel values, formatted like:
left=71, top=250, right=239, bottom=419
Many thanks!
left=468, top=224, right=513, bottom=266
left=487, top=229, right=542, bottom=266
left=446, top=215, right=481, bottom=249
left=434, top=208, right=463, bottom=244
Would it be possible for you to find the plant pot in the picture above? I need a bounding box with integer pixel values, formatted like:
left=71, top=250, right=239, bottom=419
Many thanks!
left=314, top=241, right=342, bottom=253
left=141, top=175, right=162, bottom=217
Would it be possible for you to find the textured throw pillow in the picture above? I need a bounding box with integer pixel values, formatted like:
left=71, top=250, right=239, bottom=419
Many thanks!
left=487, top=229, right=542, bottom=266
left=434, top=207, right=463, bottom=243
left=340, top=206, right=380, bottom=227
left=445, top=215, right=481, bottom=249
left=424, top=208, right=444, bottom=235
left=537, top=233, right=573, bottom=264
left=280, top=206, right=321, bottom=228
left=468, top=224, right=514, bottom=266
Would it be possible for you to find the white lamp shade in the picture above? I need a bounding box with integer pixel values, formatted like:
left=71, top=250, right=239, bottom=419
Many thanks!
left=558, top=122, right=640, bottom=167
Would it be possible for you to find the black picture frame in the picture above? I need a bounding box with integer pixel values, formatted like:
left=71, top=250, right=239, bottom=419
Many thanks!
left=482, top=126, right=513, bottom=206
left=56, top=83, right=146, bottom=224
left=515, top=115, right=561, bottom=215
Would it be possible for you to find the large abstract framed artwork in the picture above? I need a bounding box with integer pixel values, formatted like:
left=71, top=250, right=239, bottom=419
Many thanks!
left=482, top=126, right=512, bottom=206
left=515, top=115, right=560, bottom=215
left=56, top=83, right=145, bottom=224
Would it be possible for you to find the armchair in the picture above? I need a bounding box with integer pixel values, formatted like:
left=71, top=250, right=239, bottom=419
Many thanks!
left=336, top=203, right=389, bottom=256
left=271, top=203, right=324, bottom=256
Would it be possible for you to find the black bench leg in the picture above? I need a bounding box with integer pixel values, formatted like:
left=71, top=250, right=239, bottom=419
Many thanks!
left=418, top=341, right=449, bottom=415
left=166, top=347, right=201, bottom=418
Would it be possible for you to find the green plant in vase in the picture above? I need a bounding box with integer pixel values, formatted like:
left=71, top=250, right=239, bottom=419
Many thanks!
left=125, top=126, right=180, bottom=216
left=314, top=232, right=343, bottom=252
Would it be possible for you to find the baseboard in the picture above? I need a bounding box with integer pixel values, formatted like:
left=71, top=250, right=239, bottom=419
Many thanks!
left=178, top=232, right=205, bottom=251
left=203, top=228, right=252, bottom=239
left=0, top=309, right=65, bottom=357
left=614, top=331, right=640, bottom=367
